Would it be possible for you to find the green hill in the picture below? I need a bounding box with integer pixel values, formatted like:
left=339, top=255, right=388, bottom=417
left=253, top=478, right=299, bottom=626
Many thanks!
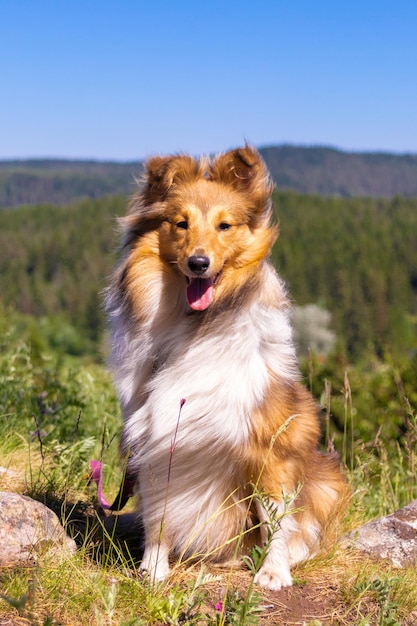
left=0, top=159, right=143, bottom=209
left=260, top=145, right=417, bottom=198
left=1, top=145, right=417, bottom=209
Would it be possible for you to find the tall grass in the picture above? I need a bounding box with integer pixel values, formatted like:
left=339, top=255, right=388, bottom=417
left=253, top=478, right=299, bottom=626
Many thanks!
left=1, top=311, right=417, bottom=624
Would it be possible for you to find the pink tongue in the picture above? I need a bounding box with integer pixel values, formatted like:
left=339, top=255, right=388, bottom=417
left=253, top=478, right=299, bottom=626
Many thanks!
left=186, top=277, right=214, bottom=311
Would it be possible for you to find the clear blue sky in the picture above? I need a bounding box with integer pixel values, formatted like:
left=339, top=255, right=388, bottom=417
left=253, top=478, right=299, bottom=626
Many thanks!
left=1, top=0, right=416, bottom=160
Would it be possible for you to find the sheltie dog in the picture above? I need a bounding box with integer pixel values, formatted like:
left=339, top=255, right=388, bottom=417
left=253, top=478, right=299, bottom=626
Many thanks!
left=105, top=145, right=347, bottom=590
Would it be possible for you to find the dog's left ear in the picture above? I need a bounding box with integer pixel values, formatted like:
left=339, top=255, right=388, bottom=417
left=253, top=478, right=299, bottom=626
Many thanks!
left=209, top=144, right=274, bottom=224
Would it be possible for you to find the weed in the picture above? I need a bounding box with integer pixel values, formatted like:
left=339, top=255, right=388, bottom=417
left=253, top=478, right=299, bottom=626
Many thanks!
left=212, top=587, right=263, bottom=625
left=0, top=578, right=60, bottom=626
left=353, top=575, right=402, bottom=626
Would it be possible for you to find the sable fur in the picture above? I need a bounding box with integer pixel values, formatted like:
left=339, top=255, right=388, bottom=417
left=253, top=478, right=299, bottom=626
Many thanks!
left=106, top=144, right=348, bottom=590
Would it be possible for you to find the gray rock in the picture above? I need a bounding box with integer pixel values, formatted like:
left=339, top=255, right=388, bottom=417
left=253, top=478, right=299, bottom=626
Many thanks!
left=344, top=499, right=417, bottom=567
left=0, top=467, right=17, bottom=476
left=0, top=491, right=76, bottom=565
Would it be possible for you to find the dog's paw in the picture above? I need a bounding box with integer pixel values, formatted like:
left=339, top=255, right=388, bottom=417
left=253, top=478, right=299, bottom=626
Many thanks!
left=139, top=564, right=170, bottom=583
left=140, top=550, right=170, bottom=583
left=254, top=564, right=293, bottom=591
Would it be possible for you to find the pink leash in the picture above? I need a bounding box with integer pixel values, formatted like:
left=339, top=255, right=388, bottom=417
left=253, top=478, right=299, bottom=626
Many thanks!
left=90, top=400, right=186, bottom=511
left=89, top=460, right=136, bottom=511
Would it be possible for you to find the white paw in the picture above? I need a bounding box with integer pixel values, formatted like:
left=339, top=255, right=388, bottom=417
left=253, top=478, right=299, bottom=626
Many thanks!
left=140, top=549, right=170, bottom=583
left=140, top=564, right=170, bottom=583
left=254, top=564, right=293, bottom=591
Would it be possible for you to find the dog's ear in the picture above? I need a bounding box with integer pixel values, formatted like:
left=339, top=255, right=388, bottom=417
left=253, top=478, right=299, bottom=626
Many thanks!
left=209, top=145, right=274, bottom=209
left=142, top=154, right=202, bottom=204
left=122, top=155, right=203, bottom=245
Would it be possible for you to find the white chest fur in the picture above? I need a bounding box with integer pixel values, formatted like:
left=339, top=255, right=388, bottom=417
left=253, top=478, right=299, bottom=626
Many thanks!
left=123, top=302, right=296, bottom=457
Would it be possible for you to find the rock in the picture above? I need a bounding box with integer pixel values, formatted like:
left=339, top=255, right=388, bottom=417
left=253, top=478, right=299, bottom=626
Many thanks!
left=0, top=491, right=76, bottom=566
left=0, top=467, right=17, bottom=475
left=344, top=499, right=417, bottom=567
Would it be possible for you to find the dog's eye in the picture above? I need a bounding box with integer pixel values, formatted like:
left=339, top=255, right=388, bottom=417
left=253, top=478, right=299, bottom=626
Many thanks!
left=176, top=221, right=188, bottom=230
left=218, top=222, right=231, bottom=231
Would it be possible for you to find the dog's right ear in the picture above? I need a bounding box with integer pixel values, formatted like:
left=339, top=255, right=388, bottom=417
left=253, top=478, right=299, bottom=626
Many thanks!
left=142, top=155, right=202, bottom=204
left=122, top=155, right=203, bottom=246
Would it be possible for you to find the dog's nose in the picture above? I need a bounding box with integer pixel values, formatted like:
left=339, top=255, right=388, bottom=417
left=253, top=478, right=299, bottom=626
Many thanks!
left=188, top=255, right=210, bottom=273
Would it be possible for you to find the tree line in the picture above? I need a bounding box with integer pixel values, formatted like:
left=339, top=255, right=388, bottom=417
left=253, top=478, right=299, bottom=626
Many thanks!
left=2, top=145, right=417, bottom=210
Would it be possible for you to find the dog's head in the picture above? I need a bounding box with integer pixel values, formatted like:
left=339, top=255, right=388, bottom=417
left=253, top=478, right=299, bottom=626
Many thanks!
left=124, top=145, right=278, bottom=311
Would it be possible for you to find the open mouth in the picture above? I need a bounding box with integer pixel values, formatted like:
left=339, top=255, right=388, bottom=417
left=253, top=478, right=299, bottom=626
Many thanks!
left=185, top=273, right=221, bottom=311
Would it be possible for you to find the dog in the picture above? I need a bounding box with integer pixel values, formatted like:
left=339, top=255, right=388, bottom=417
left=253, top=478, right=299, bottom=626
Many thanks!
left=105, top=144, right=347, bottom=590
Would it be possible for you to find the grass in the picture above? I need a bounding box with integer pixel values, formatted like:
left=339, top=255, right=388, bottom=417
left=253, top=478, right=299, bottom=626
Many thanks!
left=1, top=315, right=417, bottom=624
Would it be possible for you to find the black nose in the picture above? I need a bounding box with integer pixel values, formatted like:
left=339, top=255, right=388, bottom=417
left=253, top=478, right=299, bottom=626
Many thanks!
left=188, top=255, right=210, bottom=273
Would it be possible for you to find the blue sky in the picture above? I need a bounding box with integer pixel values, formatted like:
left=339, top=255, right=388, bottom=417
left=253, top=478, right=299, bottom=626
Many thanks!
left=1, top=0, right=416, bottom=160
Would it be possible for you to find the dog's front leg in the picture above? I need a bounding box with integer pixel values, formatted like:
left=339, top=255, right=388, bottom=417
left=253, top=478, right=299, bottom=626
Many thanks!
left=140, top=537, right=171, bottom=583
left=253, top=499, right=297, bottom=591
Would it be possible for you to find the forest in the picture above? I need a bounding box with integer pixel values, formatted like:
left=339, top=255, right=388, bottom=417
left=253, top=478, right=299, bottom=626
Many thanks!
left=271, top=191, right=417, bottom=359
left=1, top=190, right=416, bottom=360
